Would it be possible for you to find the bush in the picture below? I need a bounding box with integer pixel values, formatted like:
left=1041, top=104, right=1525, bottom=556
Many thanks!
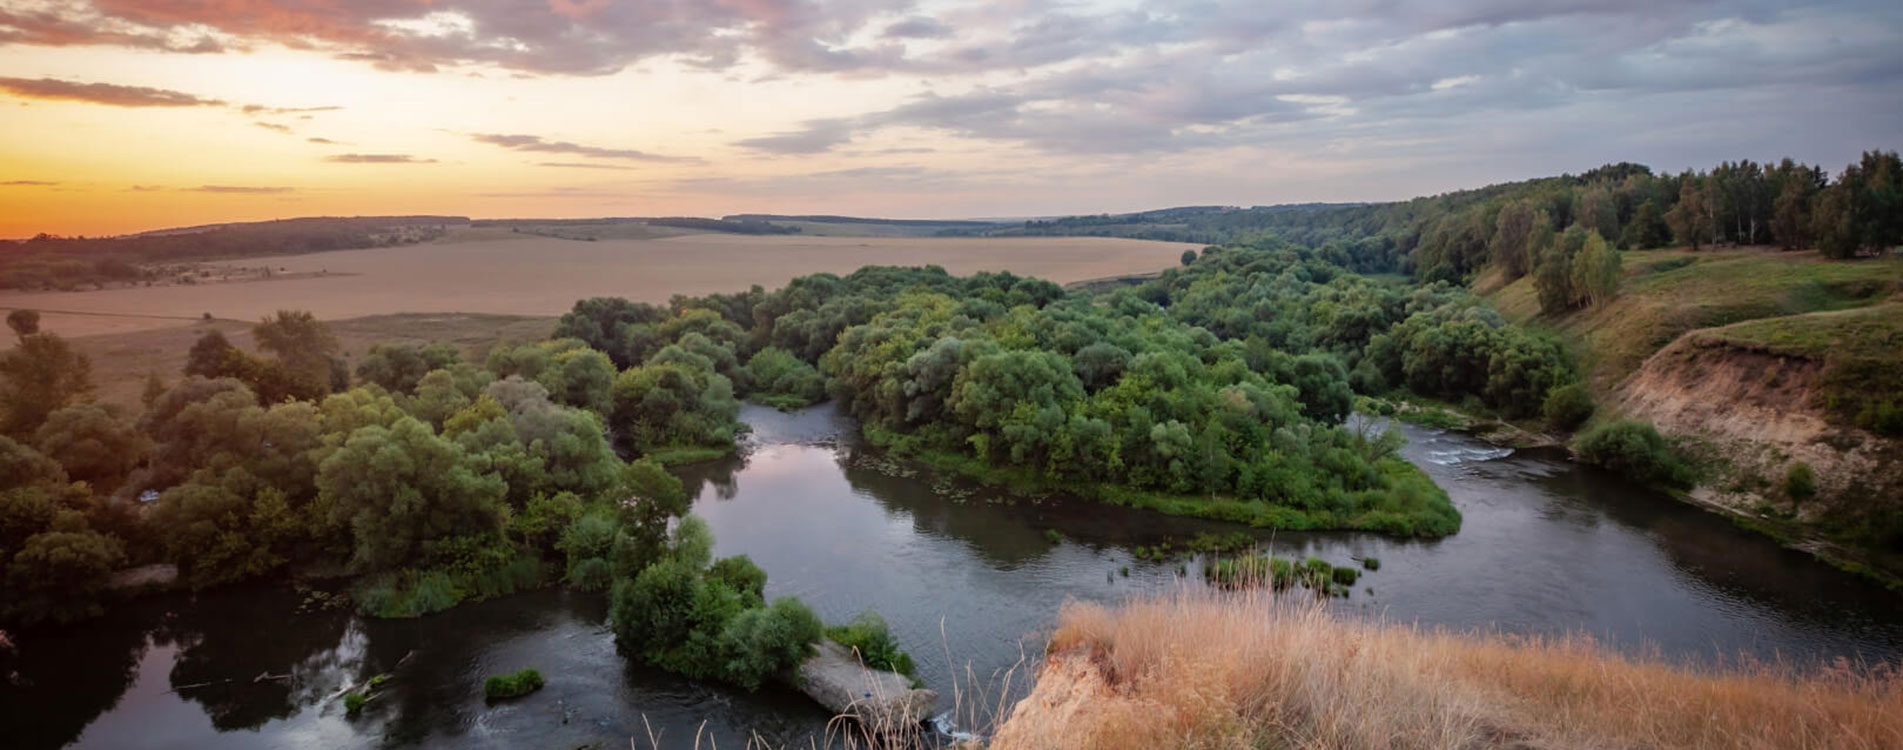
left=1331, top=566, right=1359, bottom=585
left=344, top=691, right=366, bottom=716
left=483, top=668, right=545, bottom=699
left=1361, top=556, right=1381, bottom=571
left=1574, top=420, right=1696, bottom=490
left=826, top=610, right=916, bottom=678
left=1542, top=383, right=1595, bottom=431
left=716, top=597, right=824, bottom=689
left=1784, top=462, right=1817, bottom=503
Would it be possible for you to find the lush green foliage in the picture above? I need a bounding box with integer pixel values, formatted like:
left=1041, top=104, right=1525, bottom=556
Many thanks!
left=608, top=518, right=824, bottom=690
left=825, top=611, right=916, bottom=677
left=483, top=668, right=545, bottom=699
left=1575, top=420, right=1696, bottom=490
left=1542, top=383, right=1596, bottom=431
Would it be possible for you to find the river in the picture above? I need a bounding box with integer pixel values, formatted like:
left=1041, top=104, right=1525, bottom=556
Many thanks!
left=6, top=404, right=1899, bottom=749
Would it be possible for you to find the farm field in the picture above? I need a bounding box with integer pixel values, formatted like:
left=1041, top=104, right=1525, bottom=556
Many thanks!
left=0, top=233, right=1197, bottom=339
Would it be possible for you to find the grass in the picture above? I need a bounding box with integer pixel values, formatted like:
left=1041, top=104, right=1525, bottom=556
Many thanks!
left=353, top=552, right=545, bottom=618
left=1489, top=249, right=1903, bottom=390
left=825, top=612, right=917, bottom=679
left=483, top=668, right=545, bottom=700
left=990, top=588, right=1903, bottom=750
left=644, top=445, right=736, bottom=466
left=1691, top=303, right=1903, bottom=435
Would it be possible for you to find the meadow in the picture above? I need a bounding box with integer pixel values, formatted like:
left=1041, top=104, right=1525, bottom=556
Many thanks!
left=0, top=230, right=1197, bottom=339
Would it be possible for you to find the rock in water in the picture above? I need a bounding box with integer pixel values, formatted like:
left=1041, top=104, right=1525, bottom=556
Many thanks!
left=796, top=640, right=937, bottom=731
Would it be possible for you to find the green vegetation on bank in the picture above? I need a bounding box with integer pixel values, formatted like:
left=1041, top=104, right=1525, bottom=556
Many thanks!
left=483, top=668, right=545, bottom=700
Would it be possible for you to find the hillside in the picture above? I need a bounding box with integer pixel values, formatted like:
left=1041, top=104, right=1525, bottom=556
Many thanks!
left=1485, top=249, right=1903, bottom=579
left=989, top=591, right=1901, bottom=750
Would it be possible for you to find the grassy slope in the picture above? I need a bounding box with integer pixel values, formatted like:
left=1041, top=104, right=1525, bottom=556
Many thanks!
left=1491, top=248, right=1903, bottom=391
left=71, top=313, right=555, bottom=410
left=991, top=590, right=1902, bottom=750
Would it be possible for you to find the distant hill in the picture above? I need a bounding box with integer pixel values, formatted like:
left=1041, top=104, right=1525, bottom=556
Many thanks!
left=1, top=216, right=467, bottom=290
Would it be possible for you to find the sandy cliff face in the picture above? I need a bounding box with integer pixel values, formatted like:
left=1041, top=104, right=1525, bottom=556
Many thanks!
left=1614, top=337, right=1902, bottom=573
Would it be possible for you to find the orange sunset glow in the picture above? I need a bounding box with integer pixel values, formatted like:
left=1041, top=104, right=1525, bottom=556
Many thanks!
left=5, top=0, right=1900, bottom=237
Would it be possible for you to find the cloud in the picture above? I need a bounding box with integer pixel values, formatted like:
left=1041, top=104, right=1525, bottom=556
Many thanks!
left=306, top=137, right=342, bottom=145
left=241, top=104, right=342, bottom=115
left=882, top=16, right=952, bottom=40
left=2, top=180, right=57, bottom=186
left=470, top=133, right=697, bottom=163
left=535, top=162, right=638, bottom=170
left=0, top=76, right=223, bottom=107
left=733, top=118, right=856, bottom=154
left=187, top=185, right=294, bottom=194
left=323, top=154, right=437, bottom=163
left=255, top=122, right=292, bottom=133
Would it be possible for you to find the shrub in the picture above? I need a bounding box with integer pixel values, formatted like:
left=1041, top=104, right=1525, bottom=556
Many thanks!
left=716, top=597, right=824, bottom=690
left=1542, top=383, right=1595, bottom=431
left=826, top=610, right=916, bottom=678
left=344, top=691, right=366, bottom=716
left=565, top=556, right=613, bottom=591
left=1361, top=556, right=1381, bottom=571
left=708, top=555, right=767, bottom=604
left=1331, top=566, right=1360, bottom=586
left=1574, top=420, right=1696, bottom=490
left=1784, top=462, right=1817, bottom=503
left=483, top=668, right=545, bottom=699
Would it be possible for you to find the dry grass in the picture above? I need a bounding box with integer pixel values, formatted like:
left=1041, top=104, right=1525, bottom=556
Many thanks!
left=62, top=313, right=554, bottom=410
left=0, top=233, right=1195, bottom=338
left=993, top=588, right=1901, bottom=750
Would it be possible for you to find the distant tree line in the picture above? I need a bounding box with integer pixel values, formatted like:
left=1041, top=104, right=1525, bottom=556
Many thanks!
left=0, top=217, right=463, bottom=290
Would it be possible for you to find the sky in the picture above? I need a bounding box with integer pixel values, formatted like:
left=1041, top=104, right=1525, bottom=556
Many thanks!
left=1, top=0, right=1900, bottom=237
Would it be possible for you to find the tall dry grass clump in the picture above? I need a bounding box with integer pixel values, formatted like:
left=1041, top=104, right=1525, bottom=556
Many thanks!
left=992, top=587, right=1901, bottom=750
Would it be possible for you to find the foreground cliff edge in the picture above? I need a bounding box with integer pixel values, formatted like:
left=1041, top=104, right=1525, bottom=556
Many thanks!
left=988, top=590, right=1900, bottom=750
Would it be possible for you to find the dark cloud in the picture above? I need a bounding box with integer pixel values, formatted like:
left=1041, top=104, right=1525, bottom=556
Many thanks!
left=307, top=137, right=342, bottom=145
left=2, top=180, right=57, bottom=186
left=0, top=76, right=223, bottom=107
left=188, top=185, right=294, bottom=194
left=323, top=154, right=437, bottom=164
left=255, top=122, right=291, bottom=133
left=470, top=133, right=698, bottom=163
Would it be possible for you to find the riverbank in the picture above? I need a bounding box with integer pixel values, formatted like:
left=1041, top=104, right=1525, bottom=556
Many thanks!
left=860, top=425, right=1460, bottom=538
left=991, top=589, right=1903, bottom=750
left=1388, top=395, right=1903, bottom=592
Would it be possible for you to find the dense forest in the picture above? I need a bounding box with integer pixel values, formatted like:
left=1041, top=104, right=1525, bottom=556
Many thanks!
left=0, top=216, right=464, bottom=290
left=1, top=148, right=1894, bottom=690
left=966, top=151, right=1903, bottom=282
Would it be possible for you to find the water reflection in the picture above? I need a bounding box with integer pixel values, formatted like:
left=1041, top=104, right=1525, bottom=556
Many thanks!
left=6, top=404, right=1899, bottom=749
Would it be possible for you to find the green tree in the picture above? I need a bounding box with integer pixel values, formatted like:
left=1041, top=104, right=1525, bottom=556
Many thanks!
left=7, top=309, right=40, bottom=339
left=32, top=403, right=147, bottom=490
left=1568, top=231, right=1621, bottom=308
left=1180, top=248, right=1198, bottom=266
left=1666, top=179, right=1713, bottom=250
left=4, top=530, right=122, bottom=626
left=1489, top=200, right=1537, bottom=277
left=355, top=341, right=460, bottom=393
left=253, top=311, right=340, bottom=398
left=316, top=417, right=507, bottom=573
left=0, top=332, right=94, bottom=438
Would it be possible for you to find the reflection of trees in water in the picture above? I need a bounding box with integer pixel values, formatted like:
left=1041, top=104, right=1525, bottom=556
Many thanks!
left=836, top=447, right=1055, bottom=568
left=351, top=589, right=586, bottom=747
left=160, top=593, right=355, bottom=731
left=0, top=613, right=148, bottom=750
left=1548, top=464, right=1902, bottom=639
left=678, top=452, right=744, bottom=501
